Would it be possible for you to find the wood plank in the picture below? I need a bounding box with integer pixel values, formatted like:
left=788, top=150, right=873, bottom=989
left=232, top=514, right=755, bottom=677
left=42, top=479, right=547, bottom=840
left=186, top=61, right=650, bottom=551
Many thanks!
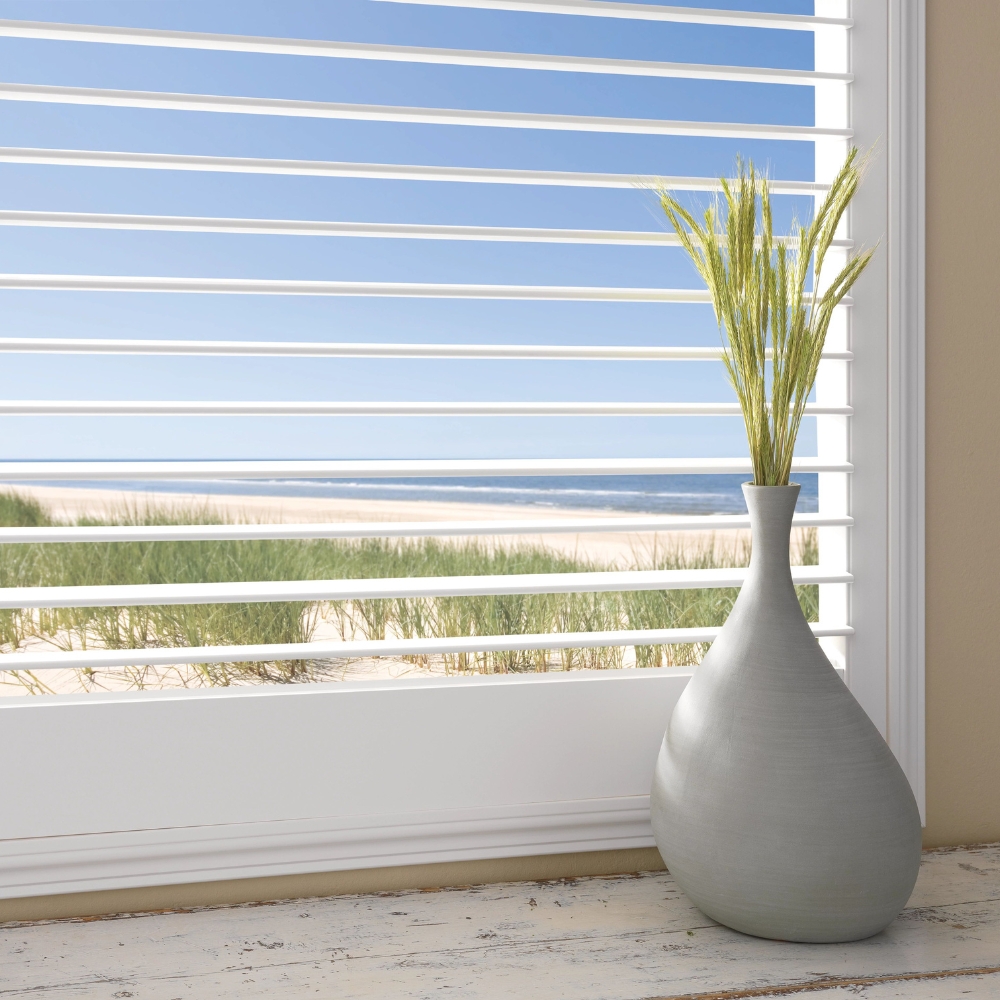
left=724, top=971, right=1000, bottom=999
left=904, top=845, right=1000, bottom=907
left=684, top=971, right=1000, bottom=998
left=2, top=846, right=999, bottom=999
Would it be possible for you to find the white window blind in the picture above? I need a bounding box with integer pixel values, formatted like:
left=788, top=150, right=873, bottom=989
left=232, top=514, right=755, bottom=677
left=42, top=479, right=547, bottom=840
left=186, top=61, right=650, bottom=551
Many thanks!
left=0, top=1, right=925, bottom=899
left=0, top=0, right=853, bottom=675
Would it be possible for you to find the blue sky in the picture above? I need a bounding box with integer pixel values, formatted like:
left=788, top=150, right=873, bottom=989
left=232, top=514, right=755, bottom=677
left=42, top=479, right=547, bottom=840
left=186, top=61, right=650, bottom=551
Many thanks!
left=0, top=0, right=818, bottom=462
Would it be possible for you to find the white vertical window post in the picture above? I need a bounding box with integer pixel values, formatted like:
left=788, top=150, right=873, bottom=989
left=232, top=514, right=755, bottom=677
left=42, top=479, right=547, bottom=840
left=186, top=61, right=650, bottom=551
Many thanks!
left=885, top=0, right=927, bottom=819
left=814, top=1, right=852, bottom=677
left=824, top=0, right=926, bottom=819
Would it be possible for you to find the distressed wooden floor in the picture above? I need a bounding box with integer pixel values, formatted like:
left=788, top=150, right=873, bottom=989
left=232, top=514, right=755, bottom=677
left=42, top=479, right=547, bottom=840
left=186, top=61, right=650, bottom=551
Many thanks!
left=2, top=846, right=999, bottom=999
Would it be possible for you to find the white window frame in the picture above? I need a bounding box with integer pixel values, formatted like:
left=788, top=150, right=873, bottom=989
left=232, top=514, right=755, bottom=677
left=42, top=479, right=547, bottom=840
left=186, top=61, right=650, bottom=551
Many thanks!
left=847, top=0, right=926, bottom=815
left=0, top=0, right=925, bottom=900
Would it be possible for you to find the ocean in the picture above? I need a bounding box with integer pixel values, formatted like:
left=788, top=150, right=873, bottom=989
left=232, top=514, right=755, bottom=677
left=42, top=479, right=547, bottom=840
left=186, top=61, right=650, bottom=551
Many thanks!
left=76, top=474, right=820, bottom=515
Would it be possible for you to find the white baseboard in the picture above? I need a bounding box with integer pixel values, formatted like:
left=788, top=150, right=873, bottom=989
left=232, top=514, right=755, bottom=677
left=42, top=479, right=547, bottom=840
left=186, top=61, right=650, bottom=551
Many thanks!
left=0, top=795, right=654, bottom=899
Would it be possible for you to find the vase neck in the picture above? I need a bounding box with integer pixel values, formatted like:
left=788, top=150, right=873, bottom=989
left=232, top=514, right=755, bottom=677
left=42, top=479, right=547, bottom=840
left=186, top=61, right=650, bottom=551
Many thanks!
left=742, top=483, right=800, bottom=577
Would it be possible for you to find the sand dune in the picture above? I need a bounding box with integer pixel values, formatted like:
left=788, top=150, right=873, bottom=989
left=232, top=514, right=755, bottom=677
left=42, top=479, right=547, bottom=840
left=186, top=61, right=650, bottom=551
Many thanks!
left=0, top=485, right=816, bottom=698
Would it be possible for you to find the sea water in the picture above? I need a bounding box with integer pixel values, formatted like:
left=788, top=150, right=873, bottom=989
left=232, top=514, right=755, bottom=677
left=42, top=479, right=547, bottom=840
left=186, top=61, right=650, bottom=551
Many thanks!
left=53, top=474, right=819, bottom=515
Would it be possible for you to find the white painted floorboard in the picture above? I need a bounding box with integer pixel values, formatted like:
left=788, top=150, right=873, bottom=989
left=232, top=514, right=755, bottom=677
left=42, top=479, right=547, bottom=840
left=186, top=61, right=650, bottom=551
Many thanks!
left=1, top=846, right=999, bottom=999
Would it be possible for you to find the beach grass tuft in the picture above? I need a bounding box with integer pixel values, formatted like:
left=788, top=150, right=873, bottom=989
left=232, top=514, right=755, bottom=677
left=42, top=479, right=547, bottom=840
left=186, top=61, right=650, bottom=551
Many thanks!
left=657, top=148, right=875, bottom=486
left=0, top=491, right=819, bottom=691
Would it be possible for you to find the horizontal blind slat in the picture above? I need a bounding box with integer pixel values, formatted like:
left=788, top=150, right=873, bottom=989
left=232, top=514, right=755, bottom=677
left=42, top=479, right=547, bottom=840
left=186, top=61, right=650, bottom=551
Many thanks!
left=372, top=0, right=853, bottom=31
left=0, top=339, right=854, bottom=360
left=0, top=624, right=856, bottom=672
left=0, top=20, right=849, bottom=84
left=0, top=458, right=852, bottom=479
left=0, top=83, right=852, bottom=140
left=0, top=211, right=852, bottom=248
left=0, top=148, right=831, bottom=193
left=0, top=567, right=853, bottom=609
left=0, top=514, right=853, bottom=544
left=0, top=401, right=852, bottom=417
left=0, top=276, right=853, bottom=304
left=0, top=276, right=712, bottom=300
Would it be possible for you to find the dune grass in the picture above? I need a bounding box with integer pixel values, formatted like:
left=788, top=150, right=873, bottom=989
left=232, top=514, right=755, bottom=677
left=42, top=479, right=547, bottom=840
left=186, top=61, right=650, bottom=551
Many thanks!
left=0, top=491, right=819, bottom=690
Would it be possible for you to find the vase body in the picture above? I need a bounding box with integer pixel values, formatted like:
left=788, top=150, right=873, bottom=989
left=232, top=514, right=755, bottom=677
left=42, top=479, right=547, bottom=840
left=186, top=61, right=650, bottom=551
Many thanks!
left=650, top=484, right=921, bottom=942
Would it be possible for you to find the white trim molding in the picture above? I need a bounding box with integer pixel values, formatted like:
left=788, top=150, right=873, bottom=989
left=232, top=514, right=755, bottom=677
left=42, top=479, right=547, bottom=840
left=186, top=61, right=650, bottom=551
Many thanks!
left=0, top=797, right=655, bottom=899
left=0, top=671, right=688, bottom=898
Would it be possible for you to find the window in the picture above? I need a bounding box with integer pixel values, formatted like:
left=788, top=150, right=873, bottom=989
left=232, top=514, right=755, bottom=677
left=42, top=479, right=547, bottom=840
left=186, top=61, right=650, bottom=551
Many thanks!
left=0, top=1, right=924, bottom=900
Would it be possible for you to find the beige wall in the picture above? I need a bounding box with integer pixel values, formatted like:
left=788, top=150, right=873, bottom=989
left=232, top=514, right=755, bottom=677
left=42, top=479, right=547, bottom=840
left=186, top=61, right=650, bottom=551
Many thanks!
left=923, top=1, right=1000, bottom=847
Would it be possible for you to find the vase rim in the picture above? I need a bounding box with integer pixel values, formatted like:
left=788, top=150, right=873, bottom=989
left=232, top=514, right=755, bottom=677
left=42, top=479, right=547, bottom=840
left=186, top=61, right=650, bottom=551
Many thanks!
left=741, top=482, right=801, bottom=489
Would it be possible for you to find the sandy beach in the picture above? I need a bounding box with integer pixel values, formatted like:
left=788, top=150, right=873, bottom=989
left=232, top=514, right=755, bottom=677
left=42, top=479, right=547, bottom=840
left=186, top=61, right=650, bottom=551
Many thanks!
left=10, top=484, right=758, bottom=566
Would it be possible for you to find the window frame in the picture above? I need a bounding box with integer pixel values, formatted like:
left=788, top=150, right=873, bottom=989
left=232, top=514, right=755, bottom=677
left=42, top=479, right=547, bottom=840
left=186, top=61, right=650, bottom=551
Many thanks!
left=0, top=0, right=926, bottom=900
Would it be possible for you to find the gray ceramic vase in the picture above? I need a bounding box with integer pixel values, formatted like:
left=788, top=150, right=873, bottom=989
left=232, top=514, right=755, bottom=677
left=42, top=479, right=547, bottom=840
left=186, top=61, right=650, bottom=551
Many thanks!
left=650, top=483, right=921, bottom=943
